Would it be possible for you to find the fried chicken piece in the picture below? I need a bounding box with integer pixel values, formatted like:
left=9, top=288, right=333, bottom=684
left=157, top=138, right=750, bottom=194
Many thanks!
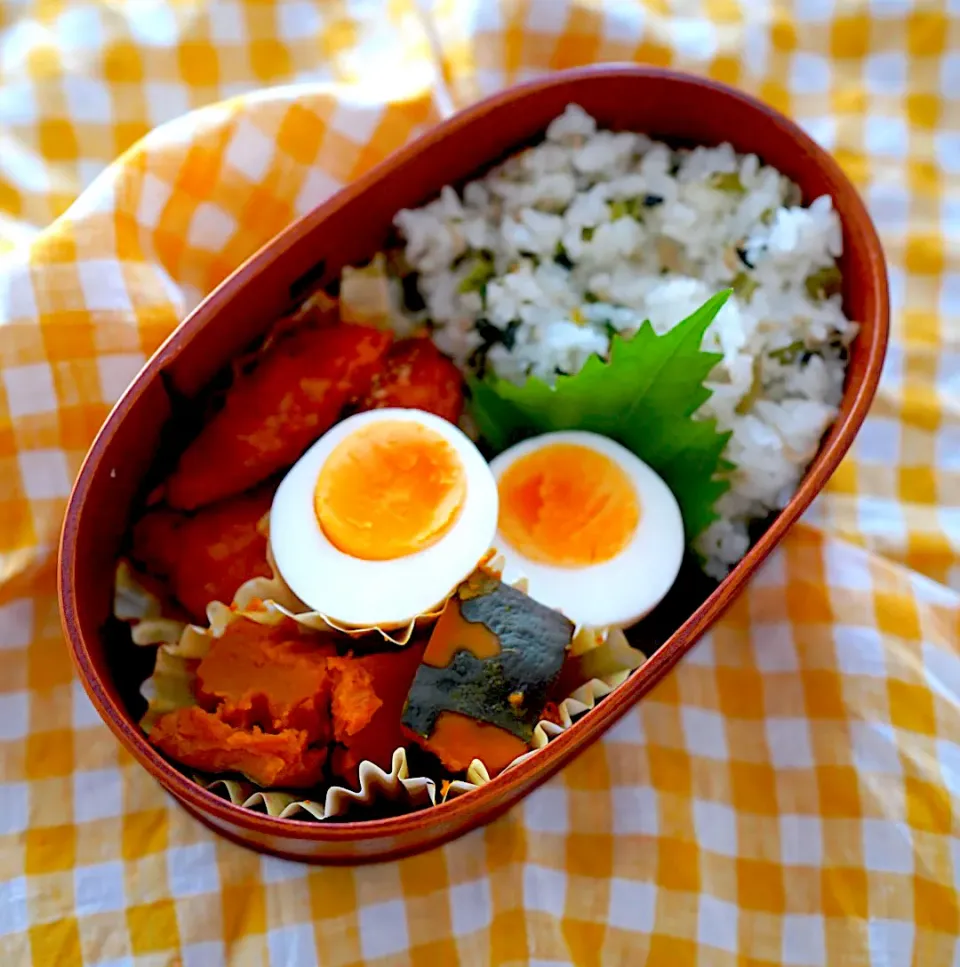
left=166, top=322, right=393, bottom=510
left=130, top=487, right=273, bottom=622
left=357, top=337, right=464, bottom=424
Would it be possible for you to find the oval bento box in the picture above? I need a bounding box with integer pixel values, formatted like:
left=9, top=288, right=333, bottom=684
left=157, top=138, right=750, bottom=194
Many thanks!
left=59, top=65, right=889, bottom=864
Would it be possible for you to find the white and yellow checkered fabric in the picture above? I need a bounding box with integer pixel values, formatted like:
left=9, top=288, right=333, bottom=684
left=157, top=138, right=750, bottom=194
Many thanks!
left=0, top=2, right=958, bottom=965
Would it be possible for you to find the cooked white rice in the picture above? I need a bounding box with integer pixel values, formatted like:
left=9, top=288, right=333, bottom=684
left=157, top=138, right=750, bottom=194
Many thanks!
left=369, top=104, right=858, bottom=580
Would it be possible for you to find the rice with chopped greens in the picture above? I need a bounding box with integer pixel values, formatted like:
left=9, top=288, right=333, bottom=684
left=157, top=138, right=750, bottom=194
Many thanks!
left=348, top=104, right=857, bottom=580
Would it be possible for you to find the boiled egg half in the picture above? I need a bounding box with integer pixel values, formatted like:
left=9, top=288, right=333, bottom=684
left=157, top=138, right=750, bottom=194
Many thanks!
left=489, top=431, right=684, bottom=628
left=270, top=408, right=498, bottom=630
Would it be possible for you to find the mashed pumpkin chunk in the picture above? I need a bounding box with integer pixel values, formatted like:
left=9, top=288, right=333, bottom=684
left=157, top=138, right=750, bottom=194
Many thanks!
left=195, top=621, right=339, bottom=743
left=330, top=641, right=427, bottom=787
left=150, top=706, right=328, bottom=788
left=327, top=657, right=385, bottom=743
left=148, top=617, right=392, bottom=789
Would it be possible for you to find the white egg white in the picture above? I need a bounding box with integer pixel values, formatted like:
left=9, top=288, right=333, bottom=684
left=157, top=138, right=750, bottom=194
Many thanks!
left=270, top=408, right=499, bottom=630
left=489, top=431, right=684, bottom=629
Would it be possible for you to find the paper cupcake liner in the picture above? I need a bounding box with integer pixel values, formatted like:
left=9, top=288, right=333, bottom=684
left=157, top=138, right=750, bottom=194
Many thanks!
left=198, top=748, right=436, bottom=821
left=214, top=516, right=449, bottom=646
left=116, top=559, right=647, bottom=822
left=117, top=505, right=448, bottom=649
left=114, top=560, right=188, bottom=646
left=193, top=673, right=631, bottom=818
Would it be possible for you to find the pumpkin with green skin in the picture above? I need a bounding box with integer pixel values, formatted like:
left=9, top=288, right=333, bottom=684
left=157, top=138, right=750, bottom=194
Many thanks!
left=401, top=575, right=574, bottom=775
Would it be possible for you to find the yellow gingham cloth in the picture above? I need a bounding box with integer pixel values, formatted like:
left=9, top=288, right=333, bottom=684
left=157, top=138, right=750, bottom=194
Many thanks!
left=1, top=1, right=958, bottom=964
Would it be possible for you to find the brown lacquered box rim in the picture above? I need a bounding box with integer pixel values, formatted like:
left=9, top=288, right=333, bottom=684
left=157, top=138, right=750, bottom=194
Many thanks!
left=59, top=64, right=889, bottom=857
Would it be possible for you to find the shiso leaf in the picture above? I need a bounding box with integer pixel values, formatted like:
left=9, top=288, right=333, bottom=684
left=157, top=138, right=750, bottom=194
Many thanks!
left=468, top=290, right=734, bottom=540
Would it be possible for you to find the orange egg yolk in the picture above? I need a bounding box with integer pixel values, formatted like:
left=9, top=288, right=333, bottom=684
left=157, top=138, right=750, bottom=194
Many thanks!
left=497, top=443, right=639, bottom=567
left=314, top=420, right=466, bottom=561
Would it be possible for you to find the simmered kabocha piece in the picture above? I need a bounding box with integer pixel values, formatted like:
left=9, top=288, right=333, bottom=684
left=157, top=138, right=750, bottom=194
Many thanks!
left=401, top=571, right=575, bottom=776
